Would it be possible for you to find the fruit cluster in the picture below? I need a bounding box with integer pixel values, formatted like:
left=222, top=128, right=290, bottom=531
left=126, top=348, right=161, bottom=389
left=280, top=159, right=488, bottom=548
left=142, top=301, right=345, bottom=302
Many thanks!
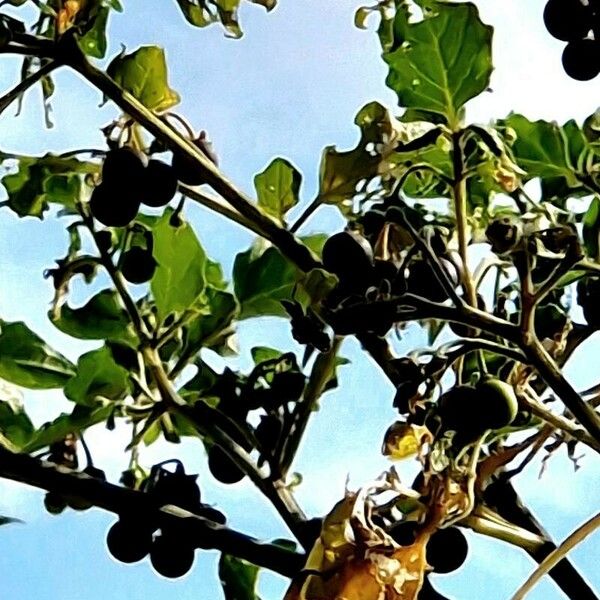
left=321, top=205, right=457, bottom=338
left=435, top=377, right=518, bottom=447
left=543, top=0, right=600, bottom=80
left=197, top=356, right=306, bottom=484
left=89, top=131, right=217, bottom=228
left=388, top=521, right=469, bottom=575
left=106, top=460, right=226, bottom=579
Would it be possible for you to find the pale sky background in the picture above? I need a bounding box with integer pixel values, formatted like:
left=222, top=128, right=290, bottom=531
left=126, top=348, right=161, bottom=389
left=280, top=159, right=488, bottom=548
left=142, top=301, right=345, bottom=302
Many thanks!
left=0, top=1, right=599, bottom=599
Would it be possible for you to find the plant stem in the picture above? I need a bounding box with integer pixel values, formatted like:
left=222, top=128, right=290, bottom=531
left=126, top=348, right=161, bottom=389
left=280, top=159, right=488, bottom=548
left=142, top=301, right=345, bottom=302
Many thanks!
left=451, top=131, right=477, bottom=307
left=280, top=337, right=343, bottom=475
left=0, top=59, right=58, bottom=118
left=0, top=446, right=304, bottom=576
left=62, top=41, right=320, bottom=273
left=523, top=339, right=600, bottom=444
left=140, top=345, right=309, bottom=545
left=511, top=511, right=600, bottom=600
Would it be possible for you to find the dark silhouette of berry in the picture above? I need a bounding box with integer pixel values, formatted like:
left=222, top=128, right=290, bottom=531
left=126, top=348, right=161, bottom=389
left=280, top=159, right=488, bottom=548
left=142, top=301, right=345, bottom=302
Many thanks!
left=208, top=446, right=245, bottom=484
left=89, top=184, right=140, bottom=227
left=577, top=277, right=600, bottom=327
left=121, top=247, right=157, bottom=284
left=426, top=527, right=468, bottom=573
left=150, top=534, right=195, bottom=578
left=562, top=39, right=600, bottom=81
left=106, top=519, right=153, bottom=564
left=438, top=385, right=485, bottom=443
left=270, top=371, right=305, bottom=403
left=44, top=492, right=67, bottom=515
left=144, top=462, right=202, bottom=513
left=404, top=259, right=456, bottom=303
left=544, top=0, right=591, bottom=41
left=486, top=216, right=521, bottom=254
left=322, top=230, right=374, bottom=291
left=102, top=147, right=147, bottom=193
left=256, top=414, right=284, bottom=454
left=141, top=159, right=179, bottom=207
left=389, top=521, right=417, bottom=546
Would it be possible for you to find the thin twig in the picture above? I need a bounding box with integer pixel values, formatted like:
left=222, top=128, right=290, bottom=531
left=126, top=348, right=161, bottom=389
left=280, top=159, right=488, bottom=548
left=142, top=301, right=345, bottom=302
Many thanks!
left=510, top=511, right=600, bottom=600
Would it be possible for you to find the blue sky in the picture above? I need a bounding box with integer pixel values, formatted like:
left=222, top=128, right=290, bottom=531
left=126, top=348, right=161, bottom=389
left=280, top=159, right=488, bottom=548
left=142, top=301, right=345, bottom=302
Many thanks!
left=0, top=1, right=599, bottom=598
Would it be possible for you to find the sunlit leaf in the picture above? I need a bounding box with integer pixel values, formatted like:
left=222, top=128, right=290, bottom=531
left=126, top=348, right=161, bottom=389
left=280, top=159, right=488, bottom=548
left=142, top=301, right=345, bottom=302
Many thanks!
left=501, top=114, right=587, bottom=186
left=64, top=347, right=131, bottom=406
left=0, top=379, right=34, bottom=450
left=219, top=554, right=262, bottom=600
left=77, top=6, right=110, bottom=58
left=151, top=210, right=207, bottom=322
left=254, top=158, right=301, bottom=223
left=107, top=46, right=180, bottom=112
left=383, top=0, right=493, bottom=125
left=23, top=404, right=114, bottom=453
left=0, top=153, right=97, bottom=218
left=0, top=321, right=75, bottom=389
left=50, top=289, right=137, bottom=345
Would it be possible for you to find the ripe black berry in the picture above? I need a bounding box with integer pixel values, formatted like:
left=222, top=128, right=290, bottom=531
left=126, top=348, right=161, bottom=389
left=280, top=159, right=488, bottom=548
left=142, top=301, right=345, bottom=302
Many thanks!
left=106, top=519, right=153, bottom=564
left=426, top=527, right=468, bottom=573
left=562, top=39, right=600, bottom=81
left=121, top=247, right=157, bottom=284
left=89, top=184, right=140, bottom=227
left=141, top=160, right=179, bottom=207
left=207, top=446, right=245, bottom=484
left=150, top=534, right=195, bottom=579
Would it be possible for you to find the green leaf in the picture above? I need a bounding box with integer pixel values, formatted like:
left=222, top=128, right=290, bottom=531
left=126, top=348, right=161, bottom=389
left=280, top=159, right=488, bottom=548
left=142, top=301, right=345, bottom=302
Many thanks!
left=0, top=379, right=34, bottom=450
left=77, top=6, right=110, bottom=58
left=50, top=289, right=137, bottom=345
left=383, top=0, right=493, bottom=125
left=0, top=321, right=76, bottom=389
left=64, top=347, right=131, bottom=406
left=23, top=404, right=113, bottom=453
left=183, top=288, right=239, bottom=357
left=151, top=211, right=207, bottom=322
left=0, top=153, right=97, bottom=218
left=251, top=346, right=282, bottom=365
left=218, top=554, right=261, bottom=600
left=107, top=46, right=180, bottom=112
left=583, top=197, right=600, bottom=260
left=174, top=0, right=216, bottom=27
left=254, top=158, right=301, bottom=223
left=233, top=235, right=325, bottom=319
left=233, top=241, right=299, bottom=319
left=501, top=114, right=586, bottom=185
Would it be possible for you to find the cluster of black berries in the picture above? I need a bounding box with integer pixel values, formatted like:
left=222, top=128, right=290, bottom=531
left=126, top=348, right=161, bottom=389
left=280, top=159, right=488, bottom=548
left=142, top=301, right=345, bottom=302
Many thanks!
left=193, top=357, right=306, bottom=485
left=106, top=460, right=225, bottom=579
left=320, top=205, right=457, bottom=338
left=89, top=133, right=216, bottom=227
left=543, top=0, right=600, bottom=80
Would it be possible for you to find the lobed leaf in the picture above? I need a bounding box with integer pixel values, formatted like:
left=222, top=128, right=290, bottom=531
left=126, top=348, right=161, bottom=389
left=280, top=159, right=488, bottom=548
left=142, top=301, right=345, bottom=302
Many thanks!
left=382, top=0, right=493, bottom=125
